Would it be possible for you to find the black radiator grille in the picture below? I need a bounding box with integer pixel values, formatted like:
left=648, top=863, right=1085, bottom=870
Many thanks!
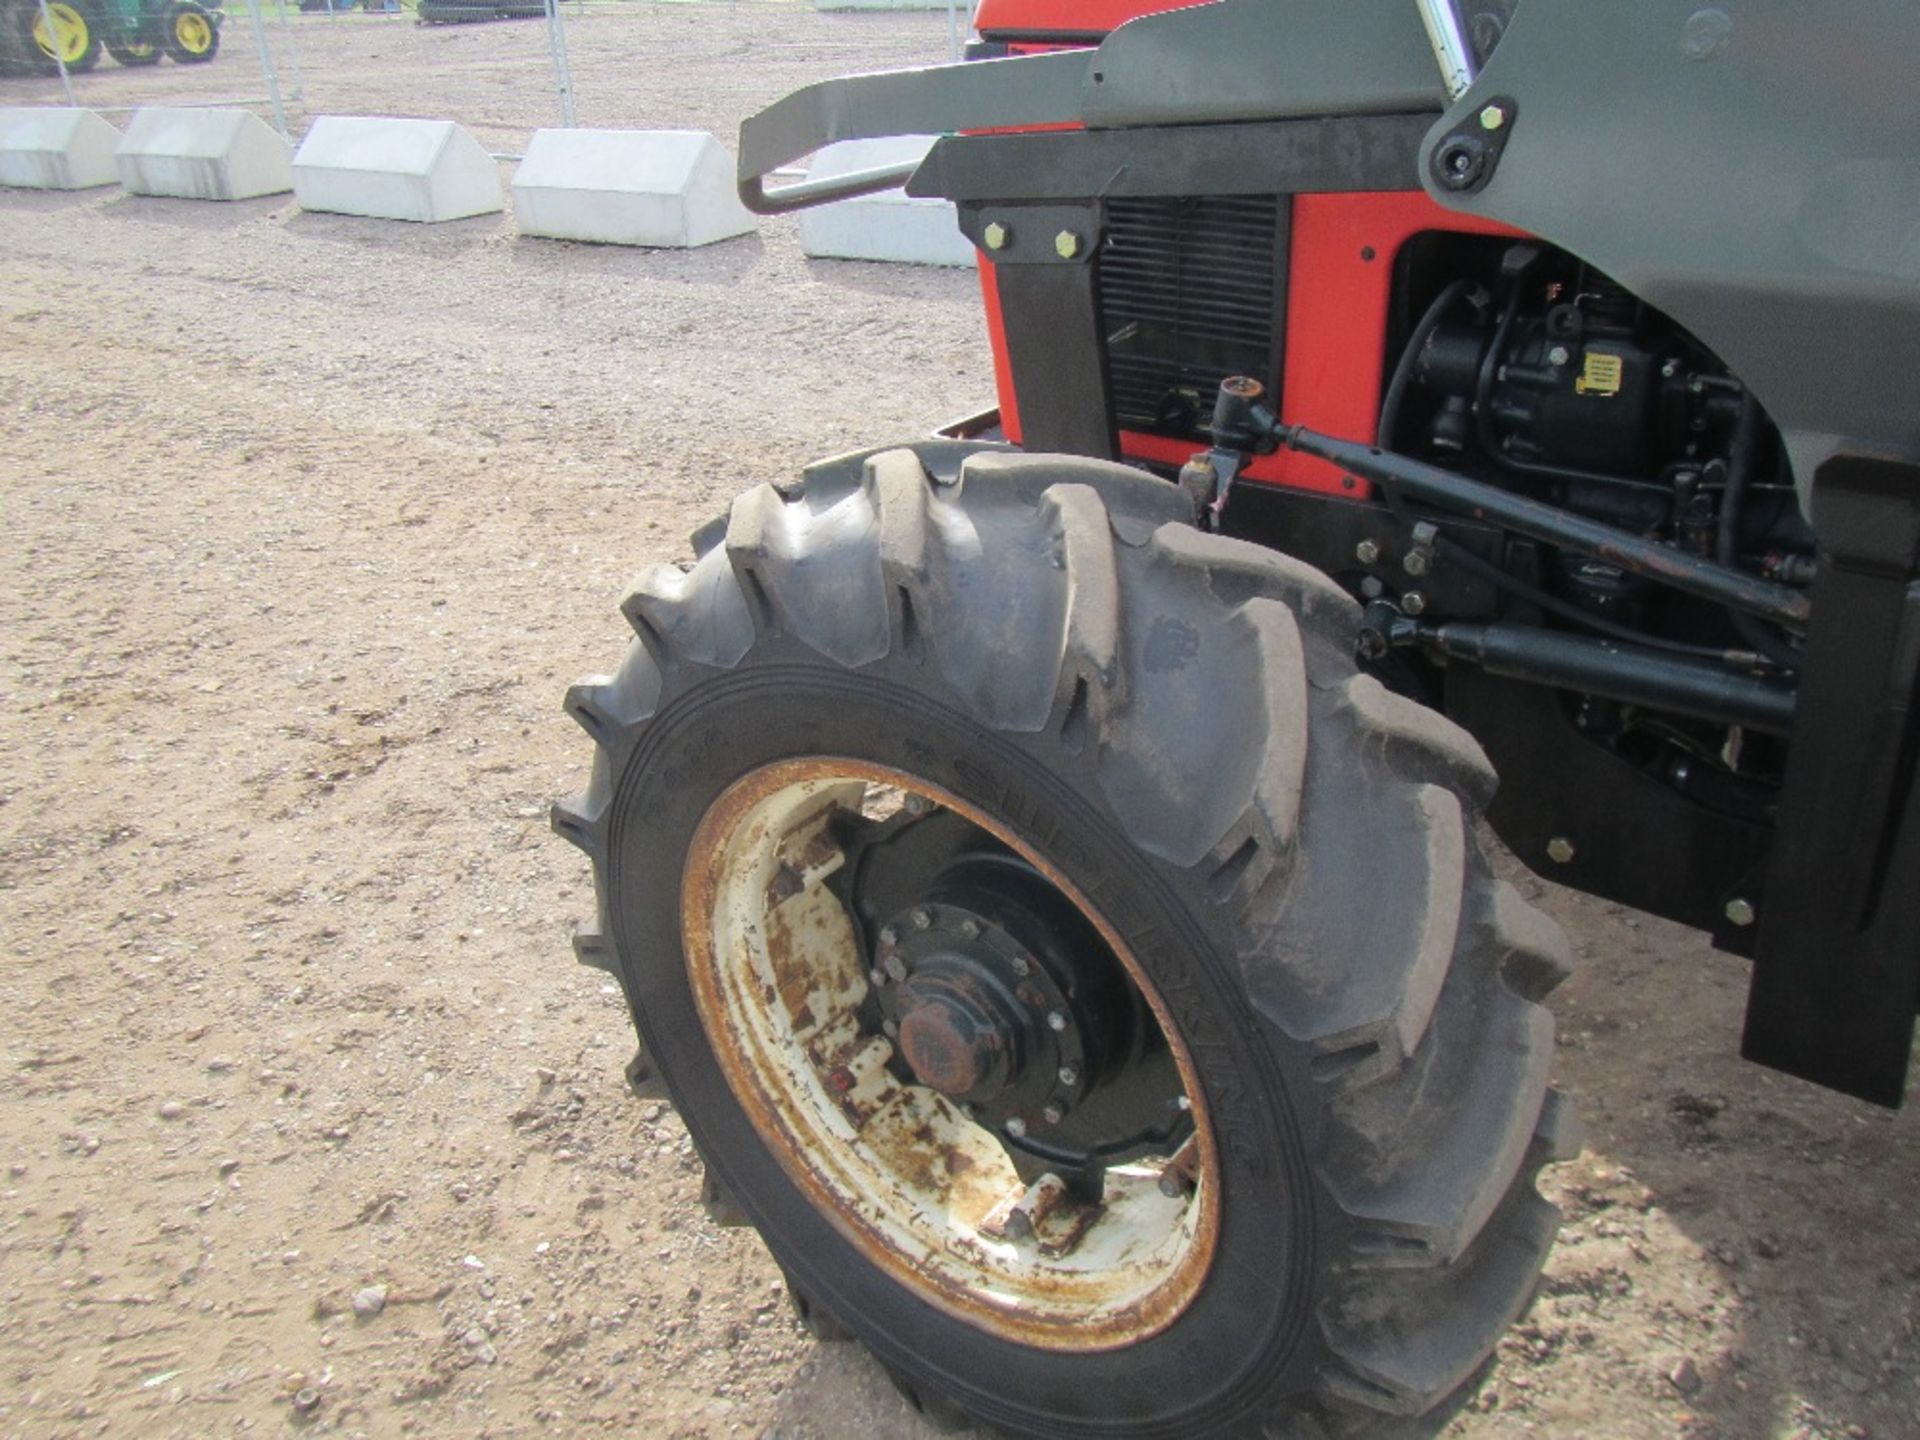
left=1097, top=195, right=1282, bottom=443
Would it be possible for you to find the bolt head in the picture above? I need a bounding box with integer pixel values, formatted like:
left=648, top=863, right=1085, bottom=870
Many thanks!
left=959, top=919, right=981, bottom=939
left=884, top=953, right=908, bottom=983
left=1355, top=538, right=1381, bottom=566
left=1041, top=1103, right=1065, bottom=1126
left=1402, top=550, right=1430, bottom=578
left=1725, top=897, right=1756, bottom=927
left=1478, top=103, right=1507, bottom=131
left=1046, top=1010, right=1067, bottom=1033
left=982, top=221, right=1008, bottom=251
left=911, top=907, right=932, bottom=930
left=1401, top=590, right=1427, bottom=617
left=1548, top=345, right=1572, bottom=368
left=1175, top=1095, right=1192, bottom=1112
left=1056, top=1066, right=1078, bottom=1087
left=1053, top=229, right=1081, bottom=260
left=1004, top=1116, right=1027, bottom=1138
left=1009, top=954, right=1030, bottom=978
left=1546, top=836, right=1576, bottom=865
left=902, top=793, right=931, bottom=816
left=881, top=1018, right=899, bottom=1038
left=869, top=968, right=887, bottom=987
left=878, top=926, right=897, bottom=947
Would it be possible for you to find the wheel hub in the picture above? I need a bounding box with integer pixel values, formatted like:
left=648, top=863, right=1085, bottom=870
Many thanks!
left=869, top=868, right=1101, bottom=1136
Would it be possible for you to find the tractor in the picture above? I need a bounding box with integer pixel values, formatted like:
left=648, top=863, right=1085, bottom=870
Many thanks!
left=553, top=2, right=1920, bottom=1434
left=2, top=0, right=220, bottom=72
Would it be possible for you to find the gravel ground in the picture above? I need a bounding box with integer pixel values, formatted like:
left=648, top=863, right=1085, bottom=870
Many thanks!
left=2, top=11, right=1918, bottom=1440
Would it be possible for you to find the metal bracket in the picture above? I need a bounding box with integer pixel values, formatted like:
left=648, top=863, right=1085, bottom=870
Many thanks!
left=1741, top=454, right=1920, bottom=1106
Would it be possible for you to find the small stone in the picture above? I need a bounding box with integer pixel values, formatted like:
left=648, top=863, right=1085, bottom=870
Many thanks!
left=217, top=1158, right=241, bottom=1175
left=475, top=1342, right=497, bottom=1365
left=205, top=1057, right=237, bottom=1074
left=464, top=1326, right=489, bottom=1347
left=8, top=1164, right=25, bottom=1178
left=158, top=1102, right=184, bottom=1121
left=450, top=1182, right=472, bottom=1202
left=292, top=1387, right=322, bottom=1413
left=535, top=1067, right=558, bottom=1087
left=1667, top=1357, right=1702, bottom=1396
left=352, top=1285, right=388, bottom=1319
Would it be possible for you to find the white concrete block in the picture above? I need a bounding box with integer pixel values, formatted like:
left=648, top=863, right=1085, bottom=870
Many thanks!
left=293, top=116, right=502, bottom=224
left=512, top=129, right=754, bottom=248
left=797, top=136, right=975, bottom=268
left=116, top=108, right=292, bottom=202
left=0, top=108, right=121, bottom=191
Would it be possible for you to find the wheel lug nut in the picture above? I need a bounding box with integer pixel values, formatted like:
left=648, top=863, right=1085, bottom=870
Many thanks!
left=1056, top=1066, right=1078, bottom=1087
left=959, top=919, right=980, bottom=939
left=881, top=1019, right=899, bottom=1038
left=869, top=967, right=887, bottom=987
left=1004, top=1117, right=1027, bottom=1138
left=1046, top=1011, right=1067, bottom=1033
left=903, top=793, right=930, bottom=816
left=1041, top=1103, right=1064, bottom=1125
left=879, top=926, right=898, bottom=947
left=911, top=908, right=932, bottom=930
left=884, top=954, right=908, bottom=982
left=1009, top=955, right=1030, bottom=977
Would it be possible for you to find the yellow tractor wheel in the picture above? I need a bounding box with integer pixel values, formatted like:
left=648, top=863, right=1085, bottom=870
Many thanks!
left=24, top=1, right=102, bottom=73
left=161, top=0, right=216, bottom=63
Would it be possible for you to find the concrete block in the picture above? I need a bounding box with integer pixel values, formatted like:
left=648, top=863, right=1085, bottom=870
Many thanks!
left=797, top=136, right=975, bottom=268
left=512, top=128, right=754, bottom=248
left=293, top=116, right=502, bottom=224
left=0, top=108, right=121, bottom=191
left=116, top=108, right=292, bottom=202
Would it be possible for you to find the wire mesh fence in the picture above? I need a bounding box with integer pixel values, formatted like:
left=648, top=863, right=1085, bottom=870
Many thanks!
left=1, top=0, right=965, bottom=159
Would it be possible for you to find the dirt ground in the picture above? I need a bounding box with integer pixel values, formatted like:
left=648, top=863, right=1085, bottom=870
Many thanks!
left=2, top=11, right=1918, bottom=1440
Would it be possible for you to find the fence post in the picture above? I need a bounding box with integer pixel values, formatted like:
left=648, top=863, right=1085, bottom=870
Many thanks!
left=32, top=0, right=78, bottom=107
left=274, top=0, right=307, bottom=105
left=245, top=0, right=290, bottom=139
left=543, top=0, right=577, bottom=129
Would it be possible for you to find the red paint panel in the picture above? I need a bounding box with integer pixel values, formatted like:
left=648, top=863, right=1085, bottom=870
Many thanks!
left=978, top=186, right=1526, bottom=494
left=973, top=0, right=1190, bottom=39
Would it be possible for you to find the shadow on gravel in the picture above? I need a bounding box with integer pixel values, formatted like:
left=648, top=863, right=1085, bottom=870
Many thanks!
left=0, top=186, right=110, bottom=215
left=505, top=231, right=770, bottom=286
left=96, top=192, right=293, bottom=231
left=281, top=206, right=504, bottom=252
left=1520, top=878, right=1920, bottom=1440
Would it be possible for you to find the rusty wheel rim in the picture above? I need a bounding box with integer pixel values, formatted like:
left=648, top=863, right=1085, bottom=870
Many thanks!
left=681, top=759, right=1220, bottom=1351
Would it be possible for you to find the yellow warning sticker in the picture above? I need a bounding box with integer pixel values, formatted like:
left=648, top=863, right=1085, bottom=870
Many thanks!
left=1576, top=351, right=1624, bottom=397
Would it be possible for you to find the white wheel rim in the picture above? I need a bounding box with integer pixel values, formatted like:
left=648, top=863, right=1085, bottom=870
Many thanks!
left=681, top=759, right=1219, bottom=1350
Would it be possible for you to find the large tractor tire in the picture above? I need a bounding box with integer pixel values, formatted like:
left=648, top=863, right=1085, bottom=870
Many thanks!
left=18, top=0, right=102, bottom=73
left=160, top=0, right=214, bottom=62
left=107, top=34, right=163, bottom=65
left=555, top=446, right=1576, bottom=1437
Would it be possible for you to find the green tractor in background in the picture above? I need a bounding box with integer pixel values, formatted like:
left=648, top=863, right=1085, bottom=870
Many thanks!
left=2, top=0, right=222, bottom=73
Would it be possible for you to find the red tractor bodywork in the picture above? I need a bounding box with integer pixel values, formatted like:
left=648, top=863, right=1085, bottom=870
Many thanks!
left=981, top=192, right=1520, bottom=498
left=969, top=0, right=1524, bottom=497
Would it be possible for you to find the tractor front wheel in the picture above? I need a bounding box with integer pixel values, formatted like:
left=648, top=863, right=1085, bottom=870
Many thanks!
left=556, top=447, right=1577, bottom=1436
left=161, top=0, right=214, bottom=62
